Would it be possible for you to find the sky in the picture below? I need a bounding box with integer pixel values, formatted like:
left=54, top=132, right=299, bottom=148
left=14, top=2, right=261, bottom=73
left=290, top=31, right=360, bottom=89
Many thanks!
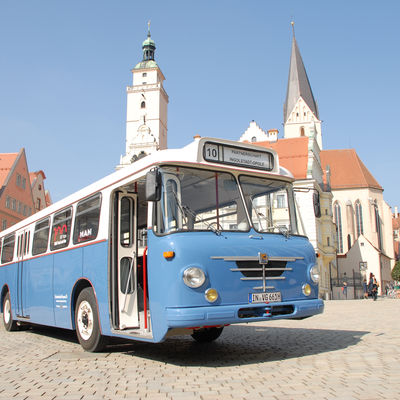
left=1, top=0, right=399, bottom=208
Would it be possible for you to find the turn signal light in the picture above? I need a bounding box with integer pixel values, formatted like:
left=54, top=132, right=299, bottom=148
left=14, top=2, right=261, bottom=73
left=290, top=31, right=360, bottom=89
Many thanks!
left=163, top=251, right=175, bottom=259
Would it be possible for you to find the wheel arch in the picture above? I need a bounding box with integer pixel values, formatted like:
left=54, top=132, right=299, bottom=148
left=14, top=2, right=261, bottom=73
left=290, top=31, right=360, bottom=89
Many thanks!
left=1, top=285, right=10, bottom=313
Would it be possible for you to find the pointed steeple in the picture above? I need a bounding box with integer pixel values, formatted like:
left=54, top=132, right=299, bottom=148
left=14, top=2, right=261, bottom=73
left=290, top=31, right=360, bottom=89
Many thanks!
left=283, top=24, right=319, bottom=124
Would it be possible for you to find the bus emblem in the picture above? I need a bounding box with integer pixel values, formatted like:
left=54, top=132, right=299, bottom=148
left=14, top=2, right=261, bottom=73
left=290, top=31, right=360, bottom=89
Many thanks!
left=258, top=252, right=268, bottom=264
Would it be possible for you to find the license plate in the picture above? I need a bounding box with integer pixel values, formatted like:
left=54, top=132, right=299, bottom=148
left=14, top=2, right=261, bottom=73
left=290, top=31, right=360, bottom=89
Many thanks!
left=249, top=292, right=281, bottom=303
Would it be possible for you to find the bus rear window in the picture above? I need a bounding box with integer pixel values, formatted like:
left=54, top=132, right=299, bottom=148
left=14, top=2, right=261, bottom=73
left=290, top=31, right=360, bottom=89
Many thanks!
left=1, top=233, right=15, bottom=263
left=73, top=194, right=101, bottom=244
left=50, top=208, right=72, bottom=251
left=32, top=218, right=50, bottom=255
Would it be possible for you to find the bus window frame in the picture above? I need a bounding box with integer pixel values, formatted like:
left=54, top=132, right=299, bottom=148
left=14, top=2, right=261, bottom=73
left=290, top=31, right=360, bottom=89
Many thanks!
left=151, top=165, right=251, bottom=236
left=50, top=207, right=73, bottom=251
left=32, top=217, right=51, bottom=256
left=1, top=233, right=16, bottom=264
left=72, top=193, right=102, bottom=245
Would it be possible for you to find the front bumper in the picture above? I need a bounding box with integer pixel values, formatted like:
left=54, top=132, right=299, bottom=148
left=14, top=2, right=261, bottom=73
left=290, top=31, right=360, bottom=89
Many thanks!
left=166, top=298, right=324, bottom=328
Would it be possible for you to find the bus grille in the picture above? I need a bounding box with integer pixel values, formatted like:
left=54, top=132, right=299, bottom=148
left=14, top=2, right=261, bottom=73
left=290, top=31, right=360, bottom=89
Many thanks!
left=210, top=254, right=302, bottom=291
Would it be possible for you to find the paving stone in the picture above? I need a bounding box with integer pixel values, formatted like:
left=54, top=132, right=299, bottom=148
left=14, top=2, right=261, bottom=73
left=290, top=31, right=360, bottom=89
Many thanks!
left=0, top=299, right=400, bottom=399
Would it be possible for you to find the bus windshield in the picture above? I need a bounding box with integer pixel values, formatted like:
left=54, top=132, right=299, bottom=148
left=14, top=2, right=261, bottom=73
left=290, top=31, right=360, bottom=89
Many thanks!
left=239, top=175, right=297, bottom=235
left=154, top=166, right=249, bottom=234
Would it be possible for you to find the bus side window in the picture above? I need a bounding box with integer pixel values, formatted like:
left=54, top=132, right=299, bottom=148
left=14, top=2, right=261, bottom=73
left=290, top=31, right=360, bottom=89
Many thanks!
left=50, top=208, right=72, bottom=251
left=32, top=218, right=50, bottom=256
left=73, top=193, right=102, bottom=244
left=1, top=233, right=15, bottom=264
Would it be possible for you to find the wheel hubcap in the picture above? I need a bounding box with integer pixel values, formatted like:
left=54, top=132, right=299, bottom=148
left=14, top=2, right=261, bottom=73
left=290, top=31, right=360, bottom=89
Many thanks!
left=77, top=301, right=93, bottom=340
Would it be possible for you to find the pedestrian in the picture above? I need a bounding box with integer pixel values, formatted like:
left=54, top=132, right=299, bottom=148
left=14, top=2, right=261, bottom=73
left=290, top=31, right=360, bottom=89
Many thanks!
left=368, top=273, right=378, bottom=301
left=342, top=281, right=348, bottom=299
left=362, top=278, right=368, bottom=299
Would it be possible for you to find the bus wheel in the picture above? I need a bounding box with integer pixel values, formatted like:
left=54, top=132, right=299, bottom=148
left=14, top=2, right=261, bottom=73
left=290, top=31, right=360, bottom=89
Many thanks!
left=3, top=292, right=18, bottom=332
left=75, top=288, right=106, bottom=352
left=191, top=327, right=224, bottom=343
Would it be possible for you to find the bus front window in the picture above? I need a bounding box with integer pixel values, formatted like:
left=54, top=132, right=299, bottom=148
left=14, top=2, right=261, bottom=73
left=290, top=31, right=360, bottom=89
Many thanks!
left=239, top=175, right=298, bottom=235
left=154, top=167, right=249, bottom=234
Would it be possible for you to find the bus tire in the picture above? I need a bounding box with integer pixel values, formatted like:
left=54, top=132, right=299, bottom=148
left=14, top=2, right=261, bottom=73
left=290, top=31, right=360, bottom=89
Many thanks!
left=191, top=326, right=224, bottom=343
left=3, top=292, right=18, bottom=332
left=75, top=287, right=106, bottom=352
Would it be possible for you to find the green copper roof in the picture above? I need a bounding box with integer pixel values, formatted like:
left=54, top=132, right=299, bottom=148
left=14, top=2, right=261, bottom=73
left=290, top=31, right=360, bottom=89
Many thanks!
left=142, top=36, right=155, bottom=48
left=134, top=60, right=158, bottom=70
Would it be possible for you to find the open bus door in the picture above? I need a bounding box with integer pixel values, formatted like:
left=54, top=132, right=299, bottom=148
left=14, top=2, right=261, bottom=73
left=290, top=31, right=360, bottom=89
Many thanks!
left=112, top=192, right=140, bottom=330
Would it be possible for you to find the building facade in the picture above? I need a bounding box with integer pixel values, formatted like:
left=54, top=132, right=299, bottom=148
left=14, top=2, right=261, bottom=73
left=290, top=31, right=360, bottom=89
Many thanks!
left=0, top=149, right=35, bottom=231
left=321, top=150, right=394, bottom=294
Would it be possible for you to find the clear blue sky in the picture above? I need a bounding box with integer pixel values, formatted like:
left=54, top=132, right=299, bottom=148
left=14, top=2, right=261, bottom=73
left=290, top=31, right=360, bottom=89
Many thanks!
left=1, top=1, right=399, bottom=208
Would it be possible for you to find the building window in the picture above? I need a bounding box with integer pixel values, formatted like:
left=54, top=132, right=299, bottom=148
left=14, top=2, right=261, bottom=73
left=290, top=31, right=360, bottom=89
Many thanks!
left=334, top=202, right=343, bottom=253
left=16, top=174, right=21, bottom=186
left=141, top=101, right=146, bottom=109
left=355, top=201, right=363, bottom=237
left=142, top=72, right=147, bottom=77
left=11, top=199, right=16, bottom=211
left=300, top=127, right=305, bottom=136
left=276, top=194, right=287, bottom=209
left=327, top=236, right=330, bottom=246
left=2, top=220, right=6, bottom=230
left=251, top=136, right=257, bottom=143
left=374, top=204, right=383, bottom=251
left=5, top=196, right=10, bottom=209
left=36, top=199, right=41, bottom=210
left=22, top=178, right=26, bottom=189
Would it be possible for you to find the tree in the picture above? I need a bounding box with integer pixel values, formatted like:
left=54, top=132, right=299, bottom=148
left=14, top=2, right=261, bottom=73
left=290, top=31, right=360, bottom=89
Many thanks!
left=391, top=260, right=400, bottom=281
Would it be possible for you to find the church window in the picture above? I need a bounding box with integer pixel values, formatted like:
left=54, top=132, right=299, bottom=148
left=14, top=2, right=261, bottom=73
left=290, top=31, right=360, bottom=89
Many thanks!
left=347, top=234, right=352, bottom=251
left=374, top=204, right=383, bottom=251
left=355, top=201, right=363, bottom=237
left=334, top=202, right=343, bottom=253
left=300, top=127, right=305, bottom=137
left=141, top=101, right=146, bottom=109
left=251, top=136, right=257, bottom=143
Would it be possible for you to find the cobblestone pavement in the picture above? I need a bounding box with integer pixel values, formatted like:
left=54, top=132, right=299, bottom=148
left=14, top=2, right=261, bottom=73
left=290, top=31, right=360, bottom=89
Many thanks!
left=0, top=298, right=399, bottom=400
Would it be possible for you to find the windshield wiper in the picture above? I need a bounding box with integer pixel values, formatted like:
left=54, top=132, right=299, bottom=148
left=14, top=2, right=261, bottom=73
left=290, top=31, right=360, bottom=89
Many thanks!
left=171, top=191, right=222, bottom=236
left=250, top=198, right=290, bottom=238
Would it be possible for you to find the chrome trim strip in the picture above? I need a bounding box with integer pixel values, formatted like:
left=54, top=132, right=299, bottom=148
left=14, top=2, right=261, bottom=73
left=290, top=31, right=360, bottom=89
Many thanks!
left=253, top=286, right=276, bottom=290
left=230, top=268, right=293, bottom=272
left=211, top=256, right=303, bottom=262
left=240, top=277, right=286, bottom=281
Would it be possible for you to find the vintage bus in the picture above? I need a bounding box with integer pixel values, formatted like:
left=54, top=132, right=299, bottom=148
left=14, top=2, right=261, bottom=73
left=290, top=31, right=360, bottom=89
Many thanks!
left=0, top=137, right=323, bottom=351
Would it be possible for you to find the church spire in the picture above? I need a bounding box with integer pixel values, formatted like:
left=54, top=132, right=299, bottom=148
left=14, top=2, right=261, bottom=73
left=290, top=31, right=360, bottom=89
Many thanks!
left=283, top=23, right=319, bottom=124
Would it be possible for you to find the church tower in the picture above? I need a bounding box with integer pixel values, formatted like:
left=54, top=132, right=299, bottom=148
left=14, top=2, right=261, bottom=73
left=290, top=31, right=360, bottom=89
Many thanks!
left=118, top=24, right=168, bottom=168
left=283, top=23, right=322, bottom=149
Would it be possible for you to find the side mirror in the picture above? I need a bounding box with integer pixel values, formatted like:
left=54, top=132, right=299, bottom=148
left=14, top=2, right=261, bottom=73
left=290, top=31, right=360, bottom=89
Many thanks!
left=313, top=192, right=321, bottom=218
left=146, top=168, right=161, bottom=202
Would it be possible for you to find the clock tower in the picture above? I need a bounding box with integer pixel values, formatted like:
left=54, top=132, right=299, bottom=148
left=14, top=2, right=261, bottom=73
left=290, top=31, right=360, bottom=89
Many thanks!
left=118, top=24, right=169, bottom=168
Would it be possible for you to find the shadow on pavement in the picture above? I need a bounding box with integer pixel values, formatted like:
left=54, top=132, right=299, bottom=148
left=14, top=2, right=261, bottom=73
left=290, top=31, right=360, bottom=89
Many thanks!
left=23, top=323, right=369, bottom=366
left=110, top=324, right=370, bottom=366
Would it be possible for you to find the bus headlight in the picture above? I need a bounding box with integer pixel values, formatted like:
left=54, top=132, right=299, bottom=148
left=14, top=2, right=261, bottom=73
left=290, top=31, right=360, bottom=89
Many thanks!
left=183, top=267, right=206, bottom=288
left=310, top=264, right=320, bottom=284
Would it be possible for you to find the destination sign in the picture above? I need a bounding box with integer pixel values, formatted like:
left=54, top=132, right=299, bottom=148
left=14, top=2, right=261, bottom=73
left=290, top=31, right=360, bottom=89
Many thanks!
left=203, top=142, right=274, bottom=171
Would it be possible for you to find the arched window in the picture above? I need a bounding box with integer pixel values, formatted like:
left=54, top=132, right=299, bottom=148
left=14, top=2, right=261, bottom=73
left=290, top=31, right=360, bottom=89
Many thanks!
left=334, top=202, right=343, bottom=253
left=300, top=127, right=305, bottom=137
left=251, top=136, right=257, bottom=143
left=141, top=101, right=146, bottom=109
left=374, top=203, right=383, bottom=250
left=355, top=201, right=363, bottom=237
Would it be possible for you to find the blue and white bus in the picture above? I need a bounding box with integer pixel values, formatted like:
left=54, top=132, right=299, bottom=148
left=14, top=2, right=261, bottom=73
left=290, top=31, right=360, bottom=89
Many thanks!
left=0, top=137, right=323, bottom=351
